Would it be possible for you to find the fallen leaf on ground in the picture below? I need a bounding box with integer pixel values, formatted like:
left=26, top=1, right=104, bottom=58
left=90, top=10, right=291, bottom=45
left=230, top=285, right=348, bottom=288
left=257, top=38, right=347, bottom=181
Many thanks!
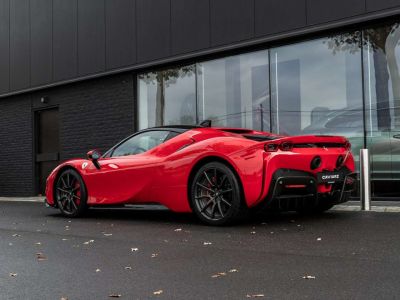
left=95, top=269, right=101, bottom=272
left=12, top=234, right=21, bottom=237
left=124, top=266, right=132, bottom=270
left=250, top=231, right=256, bottom=234
left=109, top=294, right=122, bottom=298
left=211, top=272, right=227, bottom=278
left=131, top=248, right=138, bottom=252
left=317, top=237, right=322, bottom=241
left=36, top=253, right=47, bottom=261
left=203, top=242, right=212, bottom=245
left=153, top=290, right=163, bottom=295
left=174, top=228, right=182, bottom=232
left=9, top=273, right=17, bottom=277
left=62, top=238, right=68, bottom=241
left=302, top=275, right=316, bottom=279
left=35, top=242, right=42, bottom=246
left=103, top=233, right=113, bottom=237
left=151, top=253, right=158, bottom=258
left=228, top=269, right=238, bottom=273
left=246, top=294, right=265, bottom=298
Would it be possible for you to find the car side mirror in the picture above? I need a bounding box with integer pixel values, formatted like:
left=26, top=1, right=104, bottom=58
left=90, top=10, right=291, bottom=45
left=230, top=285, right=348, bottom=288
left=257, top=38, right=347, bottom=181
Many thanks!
left=87, top=150, right=101, bottom=169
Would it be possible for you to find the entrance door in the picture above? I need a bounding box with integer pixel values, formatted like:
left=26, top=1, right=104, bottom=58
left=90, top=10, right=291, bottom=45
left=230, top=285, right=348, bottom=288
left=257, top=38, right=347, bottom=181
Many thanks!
left=35, top=108, right=60, bottom=195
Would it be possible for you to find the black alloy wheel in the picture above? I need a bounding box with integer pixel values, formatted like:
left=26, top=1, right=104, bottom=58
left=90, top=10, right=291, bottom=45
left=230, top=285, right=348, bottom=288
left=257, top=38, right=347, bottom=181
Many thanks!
left=190, top=162, right=244, bottom=225
left=55, top=169, right=88, bottom=217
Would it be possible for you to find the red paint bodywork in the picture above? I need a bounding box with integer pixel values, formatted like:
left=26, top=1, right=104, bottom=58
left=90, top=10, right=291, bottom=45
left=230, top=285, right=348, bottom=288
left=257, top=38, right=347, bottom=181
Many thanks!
left=45, top=127, right=355, bottom=212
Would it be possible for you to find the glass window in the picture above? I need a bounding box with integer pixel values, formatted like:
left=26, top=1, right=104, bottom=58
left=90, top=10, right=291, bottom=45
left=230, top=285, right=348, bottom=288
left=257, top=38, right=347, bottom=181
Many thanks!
left=270, top=33, right=363, bottom=136
left=111, top=131, right=170, bottom=157
left=270, top=33, right=364, bottom=174
left=363, top=22, right=400, bottom=189
left=138, top=65, right=197, bottom=129
left=197, top=50, right=270, bottom=131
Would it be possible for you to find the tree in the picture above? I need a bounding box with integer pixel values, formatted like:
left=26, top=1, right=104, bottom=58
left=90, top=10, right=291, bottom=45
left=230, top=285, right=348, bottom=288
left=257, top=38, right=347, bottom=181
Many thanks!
left=138, top=65, right=195, bottom=126
left=325, top=23, right=400, bottom=129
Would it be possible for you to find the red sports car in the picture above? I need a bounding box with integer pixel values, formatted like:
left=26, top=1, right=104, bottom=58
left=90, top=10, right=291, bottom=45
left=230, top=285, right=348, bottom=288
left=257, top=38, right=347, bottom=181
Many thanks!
left=45, top=122, right=356, bottom=225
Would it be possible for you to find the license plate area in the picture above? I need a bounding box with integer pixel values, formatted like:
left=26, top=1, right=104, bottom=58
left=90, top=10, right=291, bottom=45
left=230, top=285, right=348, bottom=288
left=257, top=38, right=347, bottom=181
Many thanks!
left=317, top=172, right=342, bottom=184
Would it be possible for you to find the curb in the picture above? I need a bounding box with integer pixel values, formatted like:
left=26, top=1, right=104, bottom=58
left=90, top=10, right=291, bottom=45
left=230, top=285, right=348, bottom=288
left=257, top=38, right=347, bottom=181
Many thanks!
left=332, top=205, right=400, bottom=213
left=0, top=197, right=45, bottom=203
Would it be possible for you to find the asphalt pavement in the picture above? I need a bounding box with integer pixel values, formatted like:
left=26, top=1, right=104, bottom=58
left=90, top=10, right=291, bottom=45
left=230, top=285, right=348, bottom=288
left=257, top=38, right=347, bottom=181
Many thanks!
left=0, top=201, right=399, bottom=300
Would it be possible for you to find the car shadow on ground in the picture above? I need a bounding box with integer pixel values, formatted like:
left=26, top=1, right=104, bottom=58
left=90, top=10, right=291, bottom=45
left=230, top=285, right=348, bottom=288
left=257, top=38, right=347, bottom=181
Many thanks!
left=46, top=205, right=354, bottom=228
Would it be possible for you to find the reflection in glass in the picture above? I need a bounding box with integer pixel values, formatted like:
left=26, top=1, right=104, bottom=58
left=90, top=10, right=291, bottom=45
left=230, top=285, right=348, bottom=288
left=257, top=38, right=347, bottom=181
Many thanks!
left=197, top=50, right=270, bottom=131
left=270, top=33, right=364, bottom=178
left=363, top=22, right=400, bottom=195
left=138, top=65, right=196, bottom=129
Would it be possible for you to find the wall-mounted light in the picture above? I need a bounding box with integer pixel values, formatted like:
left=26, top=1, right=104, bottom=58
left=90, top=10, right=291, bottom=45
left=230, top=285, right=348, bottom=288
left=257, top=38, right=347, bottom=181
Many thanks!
left=40, top=96, right=48, bottom=104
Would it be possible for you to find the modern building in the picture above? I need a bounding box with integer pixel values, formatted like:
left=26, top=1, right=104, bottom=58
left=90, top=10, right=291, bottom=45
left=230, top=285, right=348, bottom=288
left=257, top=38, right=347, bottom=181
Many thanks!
left=1, top=0, right=400, bottom=198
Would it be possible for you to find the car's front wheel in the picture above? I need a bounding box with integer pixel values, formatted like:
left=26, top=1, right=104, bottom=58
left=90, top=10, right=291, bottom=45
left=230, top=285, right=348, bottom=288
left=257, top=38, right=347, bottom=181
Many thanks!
left=55, top=169, right=88, bottom=217
left=190, top=162, right=244, bottom=226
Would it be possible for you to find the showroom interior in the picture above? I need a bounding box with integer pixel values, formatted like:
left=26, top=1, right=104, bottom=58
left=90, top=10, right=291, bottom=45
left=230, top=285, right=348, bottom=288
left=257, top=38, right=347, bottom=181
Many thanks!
left=0, top=0, right=400, bottom=198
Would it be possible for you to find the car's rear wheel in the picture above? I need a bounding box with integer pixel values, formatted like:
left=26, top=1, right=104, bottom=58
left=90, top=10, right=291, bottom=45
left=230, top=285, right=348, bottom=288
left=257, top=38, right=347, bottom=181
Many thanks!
left=190, top=162, right=244, bottom=226
left=55, top=169, right=88, bottom=217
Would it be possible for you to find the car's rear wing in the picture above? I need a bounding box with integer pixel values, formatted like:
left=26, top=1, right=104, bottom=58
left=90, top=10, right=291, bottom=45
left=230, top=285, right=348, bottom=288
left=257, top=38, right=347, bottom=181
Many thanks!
left=263, top=135, right=351, bottom=152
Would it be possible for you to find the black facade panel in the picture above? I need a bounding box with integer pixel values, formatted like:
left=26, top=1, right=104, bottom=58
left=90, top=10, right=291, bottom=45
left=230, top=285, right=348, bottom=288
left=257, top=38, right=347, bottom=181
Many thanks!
left=367, top=0, right=400, bottom=11
left=137, top=0, right=171, bottom=62
left=31, top=73, right=135, bottom=162
left=78, top=0, right=106, bottom=76
left=0, top=95, right=33, bottom=196
left=171, top=0, right=210, bottom=55
left=307, top=0, right=366, bottom=25
left=255, top=0, right=306, bottom=37
left=10, top=0, right=30, bottom=91
left=105, top=0, right=136, bottom=70
left=53, top=0, right=78, bottom=81
left=30, top=0, right=52, bottom=86
left=210, top=0, right=255, bottom=47
left=0, top=0, right=10, bottom=94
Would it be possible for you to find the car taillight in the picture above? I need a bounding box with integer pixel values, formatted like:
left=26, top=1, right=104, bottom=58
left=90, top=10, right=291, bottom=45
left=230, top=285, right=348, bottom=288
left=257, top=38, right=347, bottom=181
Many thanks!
left=265, top=143, right=279, bottom=152
left=280, top=142, right=293, bottom=151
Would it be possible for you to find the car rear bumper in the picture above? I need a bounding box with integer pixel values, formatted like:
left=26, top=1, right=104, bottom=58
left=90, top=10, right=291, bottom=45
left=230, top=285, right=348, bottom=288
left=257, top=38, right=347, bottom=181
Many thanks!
left=262, top=168, right=357, bottom=210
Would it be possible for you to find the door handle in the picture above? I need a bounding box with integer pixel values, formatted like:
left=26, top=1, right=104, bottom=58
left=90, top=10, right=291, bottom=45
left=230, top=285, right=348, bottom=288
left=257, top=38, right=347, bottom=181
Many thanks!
left=393, top=134, right=400, bottom=139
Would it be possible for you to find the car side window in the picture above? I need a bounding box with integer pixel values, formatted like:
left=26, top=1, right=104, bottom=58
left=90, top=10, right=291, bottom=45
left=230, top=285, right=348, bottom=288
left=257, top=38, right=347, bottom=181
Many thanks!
left=111, top=131, right=170, bottom=157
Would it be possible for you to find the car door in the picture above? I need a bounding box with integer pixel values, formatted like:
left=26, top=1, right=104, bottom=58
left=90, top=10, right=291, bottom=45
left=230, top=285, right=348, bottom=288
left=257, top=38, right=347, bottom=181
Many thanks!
left=83, top=130, right=171, bottom=205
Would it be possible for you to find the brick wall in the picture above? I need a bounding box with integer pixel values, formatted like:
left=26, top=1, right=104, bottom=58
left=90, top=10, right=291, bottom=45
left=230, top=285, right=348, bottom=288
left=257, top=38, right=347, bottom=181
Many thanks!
left=0, top=72, right=136, bottom=196
left=0, top=94, right=33, bottom=196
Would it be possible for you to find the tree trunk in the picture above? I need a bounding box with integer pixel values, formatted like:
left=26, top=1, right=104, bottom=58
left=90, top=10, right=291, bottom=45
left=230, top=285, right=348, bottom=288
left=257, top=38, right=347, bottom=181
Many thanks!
left=155, top=74, right=165, bottom=126
left=385, top=28, right=400, bottom=128
left=373, top=49, right=391, bottom=129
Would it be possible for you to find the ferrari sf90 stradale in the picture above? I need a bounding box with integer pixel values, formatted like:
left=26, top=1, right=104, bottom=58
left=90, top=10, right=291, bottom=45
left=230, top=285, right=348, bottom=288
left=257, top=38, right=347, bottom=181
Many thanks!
left=45, top=122, right=356, bottom=225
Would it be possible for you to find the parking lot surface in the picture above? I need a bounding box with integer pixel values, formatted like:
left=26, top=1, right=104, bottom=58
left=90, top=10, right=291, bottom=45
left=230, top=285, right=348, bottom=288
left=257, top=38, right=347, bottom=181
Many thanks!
left=0, top=201, right=399, bottom=300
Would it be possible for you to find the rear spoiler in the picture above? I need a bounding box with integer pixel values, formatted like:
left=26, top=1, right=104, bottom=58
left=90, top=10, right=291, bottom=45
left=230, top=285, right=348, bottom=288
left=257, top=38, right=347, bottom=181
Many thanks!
left=263, top=135, right=351, bottom=152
